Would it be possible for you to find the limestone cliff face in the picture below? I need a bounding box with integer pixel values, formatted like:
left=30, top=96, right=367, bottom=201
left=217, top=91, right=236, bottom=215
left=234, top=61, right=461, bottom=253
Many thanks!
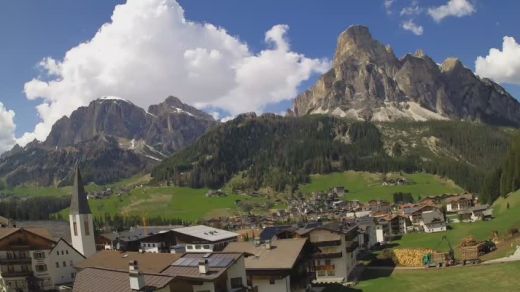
left=292, top=25, right=520, bottom=126
left=0, top=96, right=216, bottom=186
left=44, top=96, right=216, bottom=154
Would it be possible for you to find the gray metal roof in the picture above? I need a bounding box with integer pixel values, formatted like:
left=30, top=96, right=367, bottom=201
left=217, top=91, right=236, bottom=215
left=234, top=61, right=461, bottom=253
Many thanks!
left=421, top=210, right=445, bottom=225
left=70, top=166, right=91, bottom=215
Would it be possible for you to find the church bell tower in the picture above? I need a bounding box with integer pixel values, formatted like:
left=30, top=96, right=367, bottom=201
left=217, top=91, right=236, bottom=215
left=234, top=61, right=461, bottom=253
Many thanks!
left=69, top=165, right=96, bottom=257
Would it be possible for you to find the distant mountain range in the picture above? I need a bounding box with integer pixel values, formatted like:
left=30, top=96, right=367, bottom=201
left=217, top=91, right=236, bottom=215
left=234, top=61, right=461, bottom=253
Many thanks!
left=3, top=25, right=520, bottom=189
left=290, top=25, right=520, bottom=127
left=0, top=96, right=216, bottom=186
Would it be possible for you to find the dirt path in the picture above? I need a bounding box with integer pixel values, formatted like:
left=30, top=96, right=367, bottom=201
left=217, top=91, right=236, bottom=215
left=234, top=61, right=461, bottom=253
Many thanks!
left=483, top=246, right=520, bottom=264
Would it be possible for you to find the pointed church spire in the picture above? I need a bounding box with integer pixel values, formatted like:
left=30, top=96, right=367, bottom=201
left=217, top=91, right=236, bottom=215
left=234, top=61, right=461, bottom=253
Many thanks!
left=70, top=164, right=91, bottom=215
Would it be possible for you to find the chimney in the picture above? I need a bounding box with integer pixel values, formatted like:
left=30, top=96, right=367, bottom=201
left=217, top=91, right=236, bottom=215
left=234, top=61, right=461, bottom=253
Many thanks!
left=264, top=239, right=272, bottom=250
left=129, top=260, right=145, bottom=291
left=198, top=259, right=208, bottom=274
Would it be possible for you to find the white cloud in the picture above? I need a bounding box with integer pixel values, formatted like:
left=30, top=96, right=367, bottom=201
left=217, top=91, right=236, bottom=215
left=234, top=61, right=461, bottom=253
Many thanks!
left=400, top=1, right=422, bottom=16
left=475, top=36, right=520, bottom=85
left=401, top=20, right=424, bottom=36
left=428, top=0, right=475, bottom=23
left=384, top=0, right=395, bottom=14
left=0, top=103, right=16, bottom=154
left=19, top=0, right=329, bottom=145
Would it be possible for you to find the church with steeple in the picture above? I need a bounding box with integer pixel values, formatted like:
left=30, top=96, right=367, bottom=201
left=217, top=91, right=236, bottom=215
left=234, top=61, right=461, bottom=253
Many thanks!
left=69, top=165, right=96, bottom=257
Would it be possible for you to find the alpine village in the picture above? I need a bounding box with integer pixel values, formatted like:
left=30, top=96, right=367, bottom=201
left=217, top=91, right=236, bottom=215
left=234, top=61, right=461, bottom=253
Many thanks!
left=1, top=1, right=520, bottom=292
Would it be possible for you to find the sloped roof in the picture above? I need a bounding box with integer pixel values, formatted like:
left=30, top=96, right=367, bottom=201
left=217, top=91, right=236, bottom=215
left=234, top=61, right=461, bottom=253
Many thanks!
left=445, top=193, right=474, bottom=203
left=162, top=252, right=242, bottom=281
left=259, top=225, right=291, bottom=241
left=76, top=250, right=181, bottom=273
left=17, top=220, right=71, bottom=242
left=421, top=210, right=445, bottom=225
left=73, top=268, right=173, bottom=292
left=70, top=166, right=91, bottom=215
left=224, top=238, right=307, bottom=270
left=0, top=227, right=54, bottom=241
left=172, top=225, right=239, bottom=242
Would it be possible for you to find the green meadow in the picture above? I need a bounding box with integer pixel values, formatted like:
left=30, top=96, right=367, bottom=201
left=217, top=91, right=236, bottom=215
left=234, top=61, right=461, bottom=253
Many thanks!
left=300, top=171, right=463, bottom=202
left=351, top=261, right=520, bottom=292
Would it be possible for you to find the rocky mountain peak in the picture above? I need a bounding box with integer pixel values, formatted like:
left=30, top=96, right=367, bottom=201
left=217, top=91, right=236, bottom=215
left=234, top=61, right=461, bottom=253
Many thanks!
left=292, top=26, right=520, bottom=127
left=415, top=49, right=426, bottom=58
left=334, top=25, right=398, bottom=67
left=440, top=57, right=463, bottom=72
left=1, top=95, right=217, bottom=187
left=148, top=96, right=214, bottom=121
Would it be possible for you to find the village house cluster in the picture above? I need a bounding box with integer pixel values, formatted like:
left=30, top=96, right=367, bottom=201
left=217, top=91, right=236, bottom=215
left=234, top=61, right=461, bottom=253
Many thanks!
left=0, top=169, right=495, bottom=292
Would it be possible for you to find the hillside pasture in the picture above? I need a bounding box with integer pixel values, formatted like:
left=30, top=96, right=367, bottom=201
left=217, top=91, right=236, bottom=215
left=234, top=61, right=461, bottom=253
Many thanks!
left=300, top=171, right=463, bottom=202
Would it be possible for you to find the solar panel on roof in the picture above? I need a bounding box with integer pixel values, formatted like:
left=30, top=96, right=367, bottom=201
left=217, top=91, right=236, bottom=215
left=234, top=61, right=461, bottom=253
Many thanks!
left=208, top=257, right=233, bottom=268
left=173, top=257, right=199, bottom=267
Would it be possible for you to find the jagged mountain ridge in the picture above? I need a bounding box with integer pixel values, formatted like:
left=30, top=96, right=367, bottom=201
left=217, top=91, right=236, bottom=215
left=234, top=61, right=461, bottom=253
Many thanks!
left=291, top=26, right=520, bottom=127
left=44, top=96, right=215, bottom=155
left=0, top=96, right=216, bottom=186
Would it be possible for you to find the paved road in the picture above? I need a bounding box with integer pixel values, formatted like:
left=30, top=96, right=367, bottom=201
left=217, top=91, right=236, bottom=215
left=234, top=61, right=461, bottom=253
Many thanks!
left=484, top=246, right=520, bottom=264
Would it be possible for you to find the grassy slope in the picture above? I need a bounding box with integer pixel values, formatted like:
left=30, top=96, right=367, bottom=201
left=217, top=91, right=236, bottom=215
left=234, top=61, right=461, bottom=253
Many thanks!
left=395, top=190, right=520, bottom=253
left=354, top=262, right=520, bottom=292
left=58, top=186, right=249, bottom=222
left=5, top=174, right=152, bottom=198
left=300, top=171, right=463, bottom=202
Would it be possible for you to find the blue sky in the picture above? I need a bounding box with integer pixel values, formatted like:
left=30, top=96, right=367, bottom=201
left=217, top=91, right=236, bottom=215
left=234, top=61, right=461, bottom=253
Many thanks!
left=0, top=0, right=519, bottom=148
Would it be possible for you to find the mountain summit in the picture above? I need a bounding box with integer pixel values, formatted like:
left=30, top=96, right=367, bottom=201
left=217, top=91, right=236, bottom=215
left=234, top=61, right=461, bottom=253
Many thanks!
left=291, top=25, right=520, bottom=127
left=0, top=96, right=216, bottom=186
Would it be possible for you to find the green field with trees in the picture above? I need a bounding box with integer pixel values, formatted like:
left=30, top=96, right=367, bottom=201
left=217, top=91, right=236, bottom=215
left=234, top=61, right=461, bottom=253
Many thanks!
left=300, top=171, right=463, bottom=202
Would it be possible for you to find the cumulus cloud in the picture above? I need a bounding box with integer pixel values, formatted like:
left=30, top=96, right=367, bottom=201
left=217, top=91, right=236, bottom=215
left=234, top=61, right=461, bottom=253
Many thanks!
left=384, top=0, right=395, bottom=14
left=19, top=0, right=329, bottom=145
left=0, top=103, right=16, bottom=153
left=401, top=20, right=424, bottom=36
left=400, top=1, right=422, bottom=16
left=475, top=36, right=520, bottom=85
left=428, top=0, right=475, bottom=23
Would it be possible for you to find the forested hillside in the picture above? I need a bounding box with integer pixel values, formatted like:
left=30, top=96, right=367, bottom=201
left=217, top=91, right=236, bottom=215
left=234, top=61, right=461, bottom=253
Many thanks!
left=481, top=136, right=520, bottom=202
left=152, top=114, right=518, bottom=197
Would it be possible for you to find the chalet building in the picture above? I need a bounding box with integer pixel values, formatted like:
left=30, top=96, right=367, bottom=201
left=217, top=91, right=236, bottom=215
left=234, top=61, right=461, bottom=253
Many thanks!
left=357, top=213, right=411, bottom=248
left=224, top=238, right=312, bottom=292
left=101, top=226, right=179, bottom=252
left=458, top=205, right=493, bottom=222
left=0, top=228, right=56, bottom=291
left=420, top=210, right=447, bottom=233
left=294, top=222, right=359, bottom=285
left=402, top=204, right=439, bottom=230
left=356, top=217, right=383, bottom=248
left=444, top=193, right=475, bottom=213
left=171, top=225, right=239, bottom=253
left=0, top=228, right=84, bottom=292
left=48, top=238, right=85, bottom=287
left=73, top=250, right=247, bottom=292
left=102, top=224, right=240, bottom=254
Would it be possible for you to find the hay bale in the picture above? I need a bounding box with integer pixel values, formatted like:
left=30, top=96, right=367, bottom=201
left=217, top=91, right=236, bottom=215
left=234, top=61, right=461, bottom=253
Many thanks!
left=391, top=248, right=433, bottom=267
